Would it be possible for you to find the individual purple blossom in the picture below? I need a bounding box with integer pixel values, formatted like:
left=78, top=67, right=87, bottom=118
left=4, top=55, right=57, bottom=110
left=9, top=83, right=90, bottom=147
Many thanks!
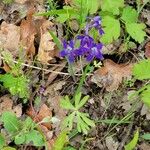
left=86, top=43, right=103, bottom=61
left=85, top=16, right=104, bottom=35
left=60, top=40, right=76, bottom=63
left=75, top=35, right=94, bottom=56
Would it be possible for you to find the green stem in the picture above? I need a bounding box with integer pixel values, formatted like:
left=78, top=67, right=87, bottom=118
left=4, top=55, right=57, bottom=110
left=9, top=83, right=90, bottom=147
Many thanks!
left=75, top=63, right=91, bottom=96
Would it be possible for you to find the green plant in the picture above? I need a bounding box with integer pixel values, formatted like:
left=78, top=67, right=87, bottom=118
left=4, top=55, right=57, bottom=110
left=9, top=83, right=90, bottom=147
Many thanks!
left=2, top=0, right=14, bottom=4
left=124, top=129, right=139, bottom=150
left=60, top=92, right=95, bottom=134
left=131, top=59, right=150, bottom=107
left=0, top=74, right=29, bottom=99
left=0, top=50, right=29, bottom=99
left=0, top=112, right=45, bottom=149
left=99, top=0, right=147, bottom=44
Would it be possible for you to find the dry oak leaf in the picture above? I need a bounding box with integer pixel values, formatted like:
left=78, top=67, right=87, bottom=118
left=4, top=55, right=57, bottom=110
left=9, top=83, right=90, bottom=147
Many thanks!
left=145, top=41, right=150, bottom=58
left=0, top=21, right=20, bottom=57
left=20, top=8, right=36, bottom=56
left=27, top=104, right=52, bottom=129
left=91, top=59, right=133, bottom=91
left=38, top=20, right=58, bottom=64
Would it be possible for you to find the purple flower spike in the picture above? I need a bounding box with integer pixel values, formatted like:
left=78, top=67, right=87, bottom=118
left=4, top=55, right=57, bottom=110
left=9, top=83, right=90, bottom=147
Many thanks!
left=60, top=40, right=76, bottom=63
left=86, top=43, right=103, bottom=61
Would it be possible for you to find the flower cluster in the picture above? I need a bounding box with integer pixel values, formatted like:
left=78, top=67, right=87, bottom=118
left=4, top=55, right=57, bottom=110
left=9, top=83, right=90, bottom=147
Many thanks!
left=60, top=16, right=104, bottom=63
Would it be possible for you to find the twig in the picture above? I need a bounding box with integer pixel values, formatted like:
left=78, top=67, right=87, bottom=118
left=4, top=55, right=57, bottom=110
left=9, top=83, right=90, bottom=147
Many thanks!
left=0, top=56, right=93, bottom=76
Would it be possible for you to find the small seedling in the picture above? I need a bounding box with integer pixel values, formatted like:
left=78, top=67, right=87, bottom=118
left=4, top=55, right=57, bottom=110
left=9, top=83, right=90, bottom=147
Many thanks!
left=60, top=92, right=95, bottom=134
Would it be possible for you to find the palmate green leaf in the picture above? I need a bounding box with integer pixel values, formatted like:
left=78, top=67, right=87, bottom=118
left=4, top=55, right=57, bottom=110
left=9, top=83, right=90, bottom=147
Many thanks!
left=75, top=92, right=82, bottom=108
left=76, top=112, right=90, bottom=134
left=60, top=96, right=75, bottom=110
left=124, top=129, right=139, bottom=150
left=126, top=23, right=146, bottom=43
left=121, top=6, right=138, bottom=23
left=0, top=133, right=6, bottom=149
left=101, top=0, right=124, bottom=15
left=62, top=112, right=75, bottom=130
left=53, top=131, right=68, bottom=150
left=101, top=16, right=120, bottom=44
left=133, top=59, right=150, bottom=80
left=76, top=95, right=89, bottom=109
left=80, top=113, right=95, bottom=127
left=25, top=130, right=45, bottom=147
left=1, top=112, right=21, bottom=134
left=141, top=85, right=150, bottom=107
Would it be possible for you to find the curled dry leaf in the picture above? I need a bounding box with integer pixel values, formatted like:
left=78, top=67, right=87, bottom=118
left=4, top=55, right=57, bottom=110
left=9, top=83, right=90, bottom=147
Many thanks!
left=145, top=41, right=150, bottom=58
left=0, top=21, right=20, bottom=57
left=91, top=59, right=133, bottom=91
left=38, top=20, right=58, bottom=64
left=20, top=8, right=36, bottom=56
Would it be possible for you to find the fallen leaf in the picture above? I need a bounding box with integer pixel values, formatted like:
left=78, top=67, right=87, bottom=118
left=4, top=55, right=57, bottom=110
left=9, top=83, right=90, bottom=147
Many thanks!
left=91, top=59, right=133, bottom=91
left=0, top=95, right=22, bottom=117
left=20, top=8, right=36, bottom=56
left=38, top=20, right=58, bottom=64
left=145, top=41, right=150, bottom=58
left=27, top=104, right=52, bottom=129
left=0, top=21, right=20, bottom=57
left=0, top=95, right=13, bottom=115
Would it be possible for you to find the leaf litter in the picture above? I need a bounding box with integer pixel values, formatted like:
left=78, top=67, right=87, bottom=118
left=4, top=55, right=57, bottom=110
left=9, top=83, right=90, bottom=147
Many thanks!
left=0, top=0, right=150, bottom=150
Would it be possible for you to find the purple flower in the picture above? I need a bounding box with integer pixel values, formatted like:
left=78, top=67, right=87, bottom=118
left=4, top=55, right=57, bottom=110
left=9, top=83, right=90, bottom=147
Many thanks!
left=60, top=40, right=76, bottom=63
left=75, top=35, right=94, bottom=56
left=85, top=16, right=104, bottom=35
left=86, top=43, right=103, bottom=61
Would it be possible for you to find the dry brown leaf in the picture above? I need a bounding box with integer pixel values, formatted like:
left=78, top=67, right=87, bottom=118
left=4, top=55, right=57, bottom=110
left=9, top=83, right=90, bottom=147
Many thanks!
left=0, top=95, right=22, bottom=117
left=20, top=8, right=36, bottom=56
left=138, top=143, right=150, bottom=150
left=0, top=21, right=20, bottom=57
left=0, top=95, right=13, bottom=115
left=145, top=41, right=150, bottom=58
left=37, top=20, right=58, bottom=64
left=91, top=59, right=133, bottom=91
left=27, top=104, right=52, bottom=129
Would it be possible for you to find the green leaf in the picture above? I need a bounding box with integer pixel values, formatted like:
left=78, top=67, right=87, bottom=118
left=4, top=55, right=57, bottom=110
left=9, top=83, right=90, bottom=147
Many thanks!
left=86, top=0, right=100, bottom=14
left=76, top=95, right=89, bottom=109
left=60, top=96, right=75, bottom=110
left=25, top=130, right=45, bottom=147
left=133, top=59, right=150, bottom=80
left=121, top=6, right=138, bottom=23
left=53, top=131, right=68, bottom=150
left=101, top=16, right=120, bottom=44
left=75, top=92, right=82, bottom=108
left=141, top=133, right=150, bottom=140
left=101, top=0, right=124, bottom=15
left=14, top=134, right=26, bottom=145
left=124, top=129, right=139, bottom=150
left=1, top=112, right=21, bottom=134
left=126, top=23, right=146, bottom=43
left=0, top=134, right=6, bottom=149
left=141, top=85, right=150, bottom=107
left=2, top=147, right=16, bottom=150
left=80, top=113, right=95, bottom=127
left=62, top=112, right=75, bottom=130
left=49, top=31, right=62, bottom=50
left=0, top=74, right=29, bottom=98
